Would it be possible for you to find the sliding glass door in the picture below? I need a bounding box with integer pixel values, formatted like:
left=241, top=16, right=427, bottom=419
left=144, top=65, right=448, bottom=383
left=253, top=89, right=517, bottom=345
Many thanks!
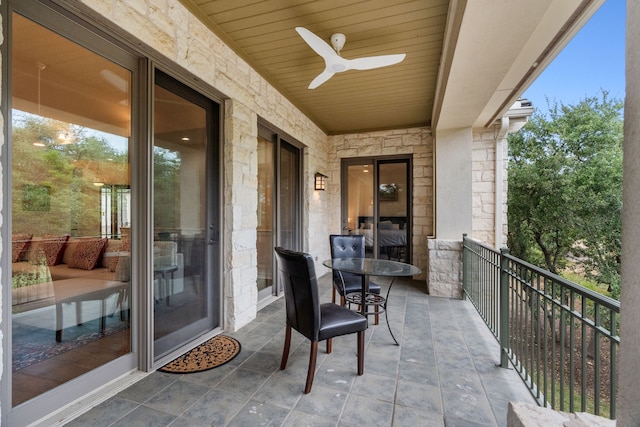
left=343, top=157, right=411, bottom=262
left=257, top=124, right=301, bottom=301
left=8, top=4, right=136, bottom=420
left=152, top=71, right=221, bottom=358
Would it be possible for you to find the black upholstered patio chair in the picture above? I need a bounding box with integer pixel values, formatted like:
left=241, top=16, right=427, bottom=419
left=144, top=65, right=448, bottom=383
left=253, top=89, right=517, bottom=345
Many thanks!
left=274, top=246, right=367, bottom=394
left=329, top=234, right=382, bottom=324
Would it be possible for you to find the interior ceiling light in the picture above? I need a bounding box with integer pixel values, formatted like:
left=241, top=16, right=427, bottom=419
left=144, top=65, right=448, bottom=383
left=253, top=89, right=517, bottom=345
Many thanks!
left=295, top=27, right=406, bottom=89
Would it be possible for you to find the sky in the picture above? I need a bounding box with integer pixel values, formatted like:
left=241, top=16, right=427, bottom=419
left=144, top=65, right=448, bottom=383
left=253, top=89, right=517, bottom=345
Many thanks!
left=522, top=0, right=626, bottom=112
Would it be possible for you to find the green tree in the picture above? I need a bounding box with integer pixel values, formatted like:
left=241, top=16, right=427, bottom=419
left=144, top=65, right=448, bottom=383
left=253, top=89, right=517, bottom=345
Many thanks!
left=508, top=92, right=623, bottom=298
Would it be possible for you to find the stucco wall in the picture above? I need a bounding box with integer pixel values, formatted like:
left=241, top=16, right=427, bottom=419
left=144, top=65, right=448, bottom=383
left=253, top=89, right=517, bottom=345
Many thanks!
left=619, top=1, right=640, bottom=424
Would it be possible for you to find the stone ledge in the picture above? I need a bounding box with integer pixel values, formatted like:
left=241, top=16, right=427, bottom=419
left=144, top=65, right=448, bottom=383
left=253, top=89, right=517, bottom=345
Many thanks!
left=508, top=402, right=615, bottom=427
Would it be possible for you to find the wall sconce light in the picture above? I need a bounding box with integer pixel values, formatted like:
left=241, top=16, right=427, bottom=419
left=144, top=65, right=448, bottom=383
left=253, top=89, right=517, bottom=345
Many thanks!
left=314, top=172, right=328, bottom=191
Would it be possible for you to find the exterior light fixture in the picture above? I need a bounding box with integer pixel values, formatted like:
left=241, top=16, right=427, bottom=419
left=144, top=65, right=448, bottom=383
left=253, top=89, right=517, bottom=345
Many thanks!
left=314, top=172, right=328, bottom=191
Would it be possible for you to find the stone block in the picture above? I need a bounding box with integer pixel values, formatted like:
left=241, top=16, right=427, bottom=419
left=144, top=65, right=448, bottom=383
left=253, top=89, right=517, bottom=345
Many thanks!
left=507, top=402, right=616, bottom=427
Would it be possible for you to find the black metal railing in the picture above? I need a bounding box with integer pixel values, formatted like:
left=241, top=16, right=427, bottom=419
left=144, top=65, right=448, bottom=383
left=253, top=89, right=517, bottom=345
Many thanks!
left=463, top=235, right=619, bottom=419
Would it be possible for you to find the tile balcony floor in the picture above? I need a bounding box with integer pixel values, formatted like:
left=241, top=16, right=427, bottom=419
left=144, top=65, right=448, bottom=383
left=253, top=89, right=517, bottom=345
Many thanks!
left=64, top=274, right=536, bottom=427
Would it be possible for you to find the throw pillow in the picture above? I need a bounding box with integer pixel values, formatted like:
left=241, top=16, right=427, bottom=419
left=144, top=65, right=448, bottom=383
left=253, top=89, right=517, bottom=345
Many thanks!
left=379, top=221, right=394, bottom=230
left=107, top=238, right=130, bottom=272
left=67, top=238, right=107, bottom=270
left=12, top=233, right=32, bottom=263
left=31, top=235, right=69, bottom=266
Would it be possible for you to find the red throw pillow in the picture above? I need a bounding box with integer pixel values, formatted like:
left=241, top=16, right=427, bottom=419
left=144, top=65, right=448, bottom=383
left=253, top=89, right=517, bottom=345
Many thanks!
left=12, top=233, right=32, bottom=263
left=38, top=235, right=69, bottom=266
left=67, top=238, right=107, bottom=270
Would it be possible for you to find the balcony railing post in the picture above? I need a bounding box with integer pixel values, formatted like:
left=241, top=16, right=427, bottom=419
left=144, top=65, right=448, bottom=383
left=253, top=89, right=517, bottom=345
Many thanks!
left=462, top=233, right=468, bottom=299
left=499, top=247, right=510, bottom=368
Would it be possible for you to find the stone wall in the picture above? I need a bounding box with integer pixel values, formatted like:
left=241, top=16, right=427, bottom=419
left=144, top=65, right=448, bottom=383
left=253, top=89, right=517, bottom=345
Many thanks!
left=472, top=124, right=511, bottom=248
left=327, top=128, right=433, bottom=282
left=75, top=0, right=329, bottom=330
left=426, top=239, right=463, bottom=298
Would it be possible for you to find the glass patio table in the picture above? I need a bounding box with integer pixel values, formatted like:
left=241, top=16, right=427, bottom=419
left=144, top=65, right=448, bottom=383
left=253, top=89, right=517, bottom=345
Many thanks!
left=323, top=257, right=421, bottom=345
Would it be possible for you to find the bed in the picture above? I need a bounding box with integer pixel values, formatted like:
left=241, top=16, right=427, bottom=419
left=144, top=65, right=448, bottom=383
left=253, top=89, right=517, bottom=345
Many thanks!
left=352, top=216, right=407, bottom=260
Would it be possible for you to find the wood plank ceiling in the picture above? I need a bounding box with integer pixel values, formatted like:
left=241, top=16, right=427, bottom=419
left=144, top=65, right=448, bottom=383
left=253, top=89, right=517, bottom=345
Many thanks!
left=180, top=0, right=449, bottom=134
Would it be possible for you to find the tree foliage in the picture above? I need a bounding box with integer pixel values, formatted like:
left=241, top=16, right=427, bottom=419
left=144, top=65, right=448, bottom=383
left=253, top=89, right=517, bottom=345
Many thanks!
left=12, top=114, right=130, bottom=236
left=507, top=92, right=623, bottom=298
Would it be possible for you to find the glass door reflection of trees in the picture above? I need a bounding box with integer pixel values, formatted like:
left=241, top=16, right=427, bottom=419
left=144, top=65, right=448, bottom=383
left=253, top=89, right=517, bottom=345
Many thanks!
left=10, top=12, right=132, bottom=407
left=152, top=71, right=220, bottom=359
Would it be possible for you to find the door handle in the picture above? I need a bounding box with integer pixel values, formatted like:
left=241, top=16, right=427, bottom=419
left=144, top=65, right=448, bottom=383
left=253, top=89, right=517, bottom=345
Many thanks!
left=208, top=224, right=219, bottom=244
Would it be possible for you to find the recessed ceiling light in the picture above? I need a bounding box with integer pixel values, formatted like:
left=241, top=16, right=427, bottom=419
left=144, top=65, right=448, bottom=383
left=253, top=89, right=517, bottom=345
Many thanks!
left=181, top=137, right=190, bottom=141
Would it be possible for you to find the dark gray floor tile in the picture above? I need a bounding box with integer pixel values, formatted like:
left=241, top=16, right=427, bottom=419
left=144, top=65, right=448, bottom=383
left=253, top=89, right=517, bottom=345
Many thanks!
left=362, top=350, right=400, bottom=377
left=227, top=400, right=290, bottom=427
left=110, top=405, right=177, bottom=427
left=395, top=379, right=442, bottom=413
left=216, top=367, right=271, bottom=397
left=402, top=348, right=434, bottom=363
left=116, top=372, right=179, bottom=403
left=224, top=347, right=255, bottom=367
left=397, top=359, right=439, bottom=386
left=181, top=388, right=247, bottom=426
left=350, top=371, right=397, bottom=403
left=437, top=366, right=484, bottom=395
left=239, top=350, right=282, bottom=373
left=294, top=383, right=348, bottom=421
left=393, top=405, right=445, bottom=427
left=441, top=388, right=496, bottom=426
left=284, top=410, right=337, bottom=427
left=169, top=415, right=210, bottom=427
left=145, top=379, right=210, bottom=416
left=341, top=394, right=394, bottom=427
left=254, top=369, right=306, bottom=408
left=312, top=358, right=358, bottom=392
left=443, top=416, right=497, bottom=427
left=64, top=397, right=139, bottom=427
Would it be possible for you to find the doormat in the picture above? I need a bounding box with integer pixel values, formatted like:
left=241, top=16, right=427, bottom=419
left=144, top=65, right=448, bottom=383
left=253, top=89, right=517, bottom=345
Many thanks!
left=159, top=335, right=241, bottom=374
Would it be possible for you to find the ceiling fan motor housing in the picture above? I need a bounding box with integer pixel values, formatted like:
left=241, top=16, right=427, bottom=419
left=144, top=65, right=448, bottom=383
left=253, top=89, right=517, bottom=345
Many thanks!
left=331, top=33, right=346, bottom=54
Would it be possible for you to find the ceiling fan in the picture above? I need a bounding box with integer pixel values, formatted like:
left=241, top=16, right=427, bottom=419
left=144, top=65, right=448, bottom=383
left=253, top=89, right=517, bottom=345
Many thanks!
left=295, top=27, right=406, bottom=89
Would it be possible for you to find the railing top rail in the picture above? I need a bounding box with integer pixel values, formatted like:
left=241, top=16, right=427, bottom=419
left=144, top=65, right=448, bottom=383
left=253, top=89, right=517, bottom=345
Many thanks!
left=502, top=252, right=620, bottom=312
left=463, top=235, right=620, bottom=313
left=463, top=235, right=498, bottom=252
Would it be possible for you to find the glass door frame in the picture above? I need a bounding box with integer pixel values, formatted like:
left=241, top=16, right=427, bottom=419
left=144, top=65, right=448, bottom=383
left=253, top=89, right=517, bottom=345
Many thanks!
left=150, top=68, right=223, bottom=362
left=3, top=1, right=140, bottom=424
left=341, top=155, right=413, bottom=262
left=257, top=120, right=303, bottom=301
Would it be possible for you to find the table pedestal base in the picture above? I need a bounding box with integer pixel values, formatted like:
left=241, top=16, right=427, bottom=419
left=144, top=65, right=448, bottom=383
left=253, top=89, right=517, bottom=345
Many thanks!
left=345, top=278, right=398, bottom=345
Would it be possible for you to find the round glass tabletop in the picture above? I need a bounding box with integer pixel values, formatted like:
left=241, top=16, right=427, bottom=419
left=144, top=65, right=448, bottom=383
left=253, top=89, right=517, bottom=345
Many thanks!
left=322, top=257, right=421, bottom=277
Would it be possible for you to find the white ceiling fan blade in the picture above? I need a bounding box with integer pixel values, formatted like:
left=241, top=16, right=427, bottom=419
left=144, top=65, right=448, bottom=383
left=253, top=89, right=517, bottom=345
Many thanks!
left=346, top=54, right=406, bottom=71
left=295, top=27, right=339, bottom=61
left=308, top=70, right=335, bottom=89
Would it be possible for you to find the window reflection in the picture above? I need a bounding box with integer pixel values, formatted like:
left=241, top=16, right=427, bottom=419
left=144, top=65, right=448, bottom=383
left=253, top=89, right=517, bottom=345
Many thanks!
left=11, top=13, right=131, bottom=406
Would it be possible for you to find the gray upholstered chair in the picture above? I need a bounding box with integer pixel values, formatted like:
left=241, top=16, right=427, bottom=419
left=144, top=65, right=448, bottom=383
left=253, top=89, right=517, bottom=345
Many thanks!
left=274, top=246, right=367, bottom=394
